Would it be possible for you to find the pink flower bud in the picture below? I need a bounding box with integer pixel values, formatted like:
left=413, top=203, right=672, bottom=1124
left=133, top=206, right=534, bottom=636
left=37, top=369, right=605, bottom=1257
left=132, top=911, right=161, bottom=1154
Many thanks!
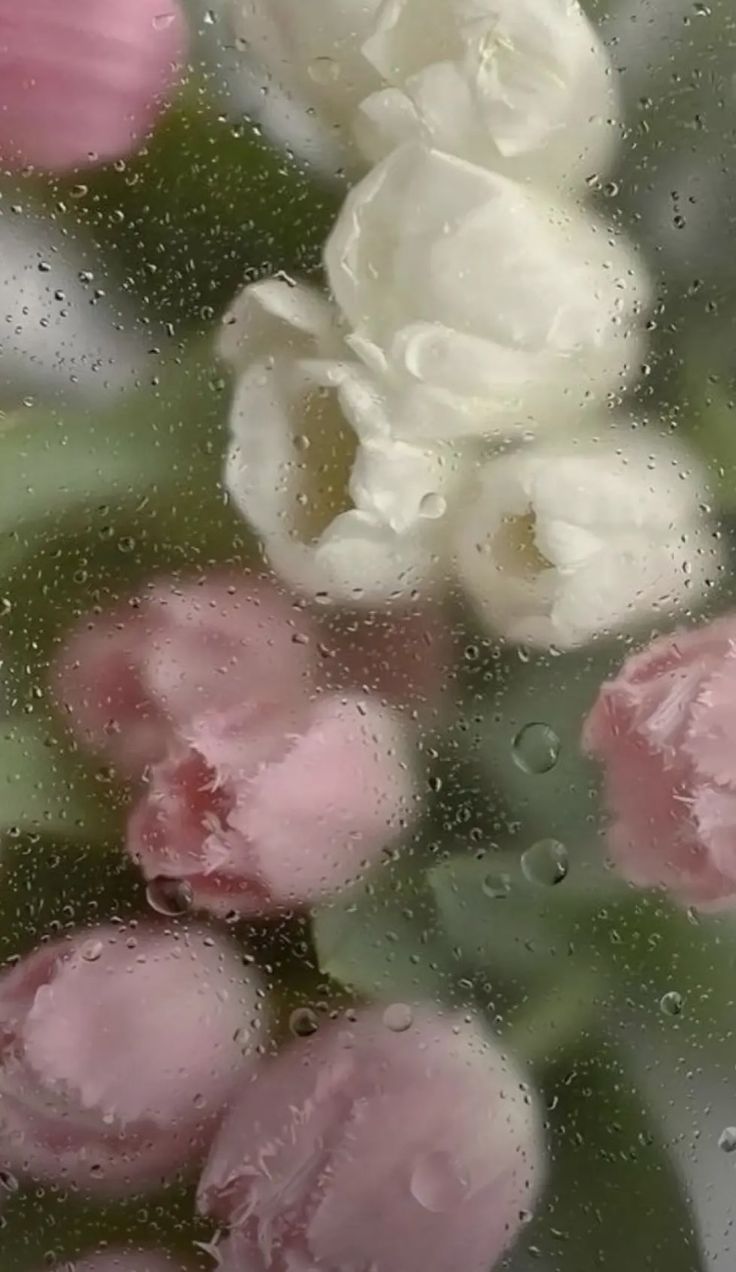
left=127, top=693, right=414, bottom=916
left=198, top=1007, right=542, bottom=1272
left=0, top=0, right=188, bottom=172
left=0, top=924, right=265, bottom=1192
left=583, top=615, right=736, bottom=907
left=51, top=1253, right=178, bottom=1272
left=53, top=576, right=314, bottom=774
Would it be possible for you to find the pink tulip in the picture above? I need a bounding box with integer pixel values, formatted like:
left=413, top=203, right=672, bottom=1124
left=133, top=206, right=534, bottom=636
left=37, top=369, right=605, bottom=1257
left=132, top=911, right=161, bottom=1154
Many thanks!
left=583, top=614, right=736, bottom=907
left=127, top=693, right=414, bottom=916
left=0, top=923, right=265, bottom=1192
left=53, top=576, right=314, bottom=774
left=198, top=1006, right=542, bottom=1272
left=51, top=1254, right=179, bottom=1272
left=0, top=0, right=188, bottom=172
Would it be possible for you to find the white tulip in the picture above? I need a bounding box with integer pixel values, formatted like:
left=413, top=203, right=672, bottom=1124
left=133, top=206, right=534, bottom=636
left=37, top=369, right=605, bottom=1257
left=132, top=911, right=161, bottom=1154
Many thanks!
left=222, top=277, right=465, bottom=603
left=453, top=429, right=721, bottom=649
left=325, top=144, right=649, bottom=443
left=355, top=0, right=620, bottom=186
left=228, top=0, right=617, bottom=184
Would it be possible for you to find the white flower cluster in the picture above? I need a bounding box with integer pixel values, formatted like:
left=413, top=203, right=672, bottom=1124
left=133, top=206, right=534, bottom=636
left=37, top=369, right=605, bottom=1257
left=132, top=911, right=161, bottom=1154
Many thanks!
left=222, top=0, right=721, bottom=649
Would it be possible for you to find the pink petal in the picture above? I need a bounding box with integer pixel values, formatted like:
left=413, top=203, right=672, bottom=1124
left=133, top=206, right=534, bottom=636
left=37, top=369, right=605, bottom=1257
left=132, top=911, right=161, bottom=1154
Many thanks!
left=0, top=0, right=188, bottom=172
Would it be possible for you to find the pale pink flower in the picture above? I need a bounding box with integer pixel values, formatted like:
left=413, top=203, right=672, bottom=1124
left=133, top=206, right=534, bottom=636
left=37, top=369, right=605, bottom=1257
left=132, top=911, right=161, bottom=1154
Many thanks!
left=50, top=1253, right=179, bottom=1272
left=0, top=924, right=265, bottom=1192
left=198, top=1006, right=542, bottom=1272
left=127, top=693, right=414, bottom=917
left=0, top=0, right=188, bottom=172
left=583, top=615, right=736, bottom=907
left=53, top=576, right=314, bottom=774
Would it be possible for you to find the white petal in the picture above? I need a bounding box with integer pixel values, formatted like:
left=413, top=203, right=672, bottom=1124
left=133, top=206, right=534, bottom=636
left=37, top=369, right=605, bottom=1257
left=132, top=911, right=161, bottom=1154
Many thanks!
left=356, top=0, right=619, bottom=184
left=325, top=144, right=649, bottom=440
left=453, top=427, right=721, bottom=649
left=310, top=508, right=437, bottom=602
left=218, top=277, right=342, bottom=367
left=224, top=305, right=440, bottom=604
left=349, top=433, right=465, bottom=533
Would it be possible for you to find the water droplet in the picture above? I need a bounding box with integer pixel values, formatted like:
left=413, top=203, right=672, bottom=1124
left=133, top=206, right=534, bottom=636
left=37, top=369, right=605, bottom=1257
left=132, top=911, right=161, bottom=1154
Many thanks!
left=153, top=10, right=176, bottom=29
left=419, top=492, right=447, bottom=519
left=719, top=1127, right=736, bottom=1153
left=410, top=1151, right=468, bottom=1212
left=660, top=991, right=683, bottom=1017
left=512, top=723, right=560, bottom=774
left=145, top=877, right=193, bottom=917
left=235, top=1026, right=252, bottom=1052
left=383, top=1003, right=413, bottom=1032
left=482, top=872, right=511, bottom=899
left=0, top=1170, right=18, bottom=1194
left=290, top=1007, right=319, bottom=1038
left=80, top=940, right=103, bottom=963
left=521, top=839, right=568, bottom=887
left=307, top=56, right=341, bottom=85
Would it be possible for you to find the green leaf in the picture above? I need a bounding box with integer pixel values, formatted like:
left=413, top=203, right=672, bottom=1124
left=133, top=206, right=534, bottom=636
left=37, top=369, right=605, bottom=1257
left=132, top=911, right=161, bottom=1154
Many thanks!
left=312, top=852, right=457, bottom=1003
left=457, top=645, right=619, bottom=853
left=682, top=375, right=736, bottom=512
left=0, top=715, right=120, bottom=841
left=429, top=853, right=618, bottom=991
left=0, top=352, right=224, bottom=553
left=511, top=1045, right=706, bottom=1272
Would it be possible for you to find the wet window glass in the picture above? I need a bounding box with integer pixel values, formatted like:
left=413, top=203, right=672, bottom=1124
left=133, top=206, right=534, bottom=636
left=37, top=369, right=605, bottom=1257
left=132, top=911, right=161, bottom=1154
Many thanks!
left=0, top=1, right=732, bottom=1270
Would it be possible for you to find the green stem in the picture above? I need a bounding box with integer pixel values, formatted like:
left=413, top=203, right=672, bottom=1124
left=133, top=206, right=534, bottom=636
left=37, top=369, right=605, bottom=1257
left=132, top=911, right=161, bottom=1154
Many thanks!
left=503, top=969, right=603, bottom=1070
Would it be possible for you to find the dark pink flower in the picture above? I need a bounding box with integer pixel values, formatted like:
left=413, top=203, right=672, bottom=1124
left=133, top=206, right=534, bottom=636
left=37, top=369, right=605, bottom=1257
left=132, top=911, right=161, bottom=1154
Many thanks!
left=0, top=0, right=187, bottom=172
left=584, top=615, right=736, bottom=906
left=127, top=693, right=414, bottom=916
left=198, top=1007, right=542, bottom=1272
left=53, top=576, right=314, bottom=774
left=0, top=924, right=265, bottom=1192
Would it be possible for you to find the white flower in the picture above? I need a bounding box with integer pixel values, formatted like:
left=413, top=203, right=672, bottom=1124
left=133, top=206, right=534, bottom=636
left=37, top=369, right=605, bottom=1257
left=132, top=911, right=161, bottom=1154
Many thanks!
left=221, top=277, right=465, bottom=603
left=324, top=143, right=649, bottom=442
left=228, top=0, right=617, bottom=185
left=452, top=429, right=722, bottom=650
left=355, top=0, right=619, bottom=186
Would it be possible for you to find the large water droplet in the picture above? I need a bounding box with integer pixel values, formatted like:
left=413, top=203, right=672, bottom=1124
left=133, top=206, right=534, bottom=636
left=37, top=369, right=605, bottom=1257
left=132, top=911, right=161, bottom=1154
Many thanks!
left=410, top=1151, right=468, bottom=1212
left=383, top=1003, right=413, bottom=1033
left=152, top=10, right=177, bottom=30
left=290, top=1007, right=320, bottom=1038
left=719, top=1127, right=736, bottom=1153
left=307, top=56, right=341, bottom=85
left=512, top=722, right=560, bottom=774
left=80, top=940, right=103, bottom=963
left=660, top=991, right=683, bottom=1017
left=145, top=877, right=193, bottom=917
left=482, top=872, right=511, bottom=899
left=521, top=839, right=568, bottom=886
left=419, top=492, right=447, bottom=519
